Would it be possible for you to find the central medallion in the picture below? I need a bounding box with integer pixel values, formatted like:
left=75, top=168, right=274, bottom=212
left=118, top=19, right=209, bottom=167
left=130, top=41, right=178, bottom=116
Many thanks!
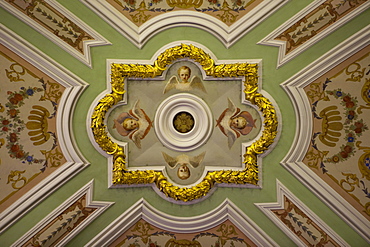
left=173, top=112, right=195, bottom=133
left=154, top=93, right=213, bottom=152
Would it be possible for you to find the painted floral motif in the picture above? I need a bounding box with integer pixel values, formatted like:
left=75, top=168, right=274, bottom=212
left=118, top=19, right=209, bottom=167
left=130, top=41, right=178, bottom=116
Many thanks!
left=303, top=49, right=370, bottom=219
left=21, top=194, right=97, bottom=246
left=110, top=0, right=259, bottom=26
left=274, top=0, right=368, bottom=54
left=0, top=47, right=66, bottom=213
left=1, top=85, right=44, bottom=164
left=4, top=0, right=95, bottom=54
left=112, top=219, right=255, bottom=246
left=272, top=196, right=341, bottom=246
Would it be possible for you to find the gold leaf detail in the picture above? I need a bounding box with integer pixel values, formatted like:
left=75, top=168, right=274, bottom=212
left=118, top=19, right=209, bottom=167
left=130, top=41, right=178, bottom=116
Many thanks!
left=91, top=44, right=278, bottom=201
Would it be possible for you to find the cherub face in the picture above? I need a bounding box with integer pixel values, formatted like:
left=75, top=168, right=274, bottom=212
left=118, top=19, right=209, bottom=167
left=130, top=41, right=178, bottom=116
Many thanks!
left=179, top=68, right=190, bottom=83
left=231, top=116, right=247, bottom=129
left=123, top=118, right=138, bottom=131
left=177, top=164, right=190, bottom=180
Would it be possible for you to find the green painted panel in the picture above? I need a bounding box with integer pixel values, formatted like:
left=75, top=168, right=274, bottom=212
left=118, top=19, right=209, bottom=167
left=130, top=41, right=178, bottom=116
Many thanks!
left=0, top=0, right=369, bottom=246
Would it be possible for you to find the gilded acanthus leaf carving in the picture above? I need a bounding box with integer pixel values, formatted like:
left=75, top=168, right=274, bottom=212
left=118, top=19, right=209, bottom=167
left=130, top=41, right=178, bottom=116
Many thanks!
left=91, top=44, right=278, bottom=201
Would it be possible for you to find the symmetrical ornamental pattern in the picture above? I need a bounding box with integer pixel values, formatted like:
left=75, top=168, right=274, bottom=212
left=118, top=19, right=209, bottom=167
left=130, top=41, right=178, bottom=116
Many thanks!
left=87, top=198, right=277, bottom=246
left=280, top=26, right=370, bottom=240
left=22, top=194, right=97, bottom=246
left=0, top=43, right=66, bottom=214
left=81, top=0, right=287, bottom=48
left=1, top=0, right=110, bottom=66
left=91, top=43, right=278, bottom=202
left=303, top=46, right=370, bottom=220
left=256, top=181, right=347, bottom=246
left=110, top=219, right=255, bottom=246
left=258, top=0, right=370, bottom=67
left=106, top=0, right=262, bottom=26
left=274, top=0, right=368, bottom=55
left=12, top=180, right=113, bottom=247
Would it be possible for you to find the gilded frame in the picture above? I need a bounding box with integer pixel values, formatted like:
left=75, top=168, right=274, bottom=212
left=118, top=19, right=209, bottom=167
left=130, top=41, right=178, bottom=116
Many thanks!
left=91, top=44, right=278, bottom=202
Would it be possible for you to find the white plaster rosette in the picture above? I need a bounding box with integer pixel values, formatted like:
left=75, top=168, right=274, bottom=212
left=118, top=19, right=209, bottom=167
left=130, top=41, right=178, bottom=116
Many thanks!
left=154, top=93, right=213, bottom=152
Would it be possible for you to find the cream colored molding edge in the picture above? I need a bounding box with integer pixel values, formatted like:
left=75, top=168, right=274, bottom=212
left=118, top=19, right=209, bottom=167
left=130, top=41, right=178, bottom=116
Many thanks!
left=0, top=24, right=90, bottom=234
left=258, top=0, right=370, bottom=68
left=280, top=25, right=370, bottom=242
left=86, top=41, right=281, bottom=203
left=11, top=180, right=114, bottom=247
left=0, top=0, right=111, bottom=68
left=80, top=0, right=288, bottom=48
left=255, top=180, right=349, bottom=246
left=86, top=198, right=277, bottom=247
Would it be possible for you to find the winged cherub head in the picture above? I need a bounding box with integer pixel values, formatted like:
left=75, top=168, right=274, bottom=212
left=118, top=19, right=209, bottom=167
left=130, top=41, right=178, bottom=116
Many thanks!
left=230, top=116, right=247, bottom=129
left=122, top=117, right=139, bottom=131
left=162, top=151, right=206, bottom=180
left=178, top=66, right=191, bottom=83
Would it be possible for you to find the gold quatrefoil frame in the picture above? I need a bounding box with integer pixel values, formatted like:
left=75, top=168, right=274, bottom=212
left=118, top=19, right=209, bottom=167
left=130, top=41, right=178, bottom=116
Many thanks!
left=91, top=44, right=278, bottom=202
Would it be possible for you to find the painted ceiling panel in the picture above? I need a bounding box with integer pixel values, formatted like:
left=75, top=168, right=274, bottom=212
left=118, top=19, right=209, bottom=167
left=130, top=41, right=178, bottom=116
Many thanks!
left=87, top=198, right=277, bottom=246
left=89, top=43, right=279, bottom=202
left=281, top=25, right=370, bottom=241
left=0, top=0, right=369, bottom=246
left=258, top=0, right=370, bottom=67
left=256, top=180, right=348, bottom=246
left=0, top=24, right=89, bottom=235
left=0, top=0, right=111, bottom=67
left=80, top=0, right=288, bottom=47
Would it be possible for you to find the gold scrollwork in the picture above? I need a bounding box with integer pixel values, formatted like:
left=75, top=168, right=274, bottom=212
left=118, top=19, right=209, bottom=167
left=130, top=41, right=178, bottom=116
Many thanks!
left=91, top=44, right=278, bottom=202
left=217, top=223, right=238, bottom=246
left=345, top=62, right=365, bottom=82
left=340, top=172, right=359, bottom=192
left=7, top=170, right=27, bottom=190
left=217, top=1, right=237, bottom=25
left=130, top=1, right=150, bottom=24
left=356, top=141, right=370, bottom=180
left=6, top=62, right=25, bottom=82
left=131, top=221, right=154, bottom=244
left=357, top=78, right=370, bottom=114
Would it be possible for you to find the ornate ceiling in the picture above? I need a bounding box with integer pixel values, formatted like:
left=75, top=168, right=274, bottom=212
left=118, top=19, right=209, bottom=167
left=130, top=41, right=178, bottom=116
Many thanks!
left=0, top=0, right=369, bottom=246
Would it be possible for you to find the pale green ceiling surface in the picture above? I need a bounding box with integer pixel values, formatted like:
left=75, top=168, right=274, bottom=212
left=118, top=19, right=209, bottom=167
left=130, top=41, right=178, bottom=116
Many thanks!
left=0, top=0, right=369, bottom=246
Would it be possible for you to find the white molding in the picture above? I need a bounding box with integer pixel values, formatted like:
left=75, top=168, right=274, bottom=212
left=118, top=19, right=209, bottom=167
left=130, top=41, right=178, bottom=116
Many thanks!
left=255, top=180, right=349, bottom=246
left=12, top=180, right=114, bottom=247
left=0, top=0, right=111, bottom=67
left=86, top=198, right=277, bottom=247
left=258, top=0, right=370, bottom=68
left=80, top=0, right=288, bottom=48
left=280, top=25, right=370, bottom=242
left=154, top=93, right=213, bottom=152
left=0, top=24, right=89, bottom=233
left=87, top=41, right=280, bottom=203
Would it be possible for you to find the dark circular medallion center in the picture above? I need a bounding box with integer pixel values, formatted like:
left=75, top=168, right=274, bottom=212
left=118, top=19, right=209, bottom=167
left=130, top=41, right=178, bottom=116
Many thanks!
left=173, top=112, right=194, bottom=133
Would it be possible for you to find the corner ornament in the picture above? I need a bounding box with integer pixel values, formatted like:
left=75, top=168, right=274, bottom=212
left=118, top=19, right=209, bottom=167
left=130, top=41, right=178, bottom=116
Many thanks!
left=91, top=44, right=278, bottom=202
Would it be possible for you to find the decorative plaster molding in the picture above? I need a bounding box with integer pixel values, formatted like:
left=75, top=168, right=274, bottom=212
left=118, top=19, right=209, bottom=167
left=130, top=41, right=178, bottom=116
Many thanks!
left=255, top=180, right=348, bottom=246
left=87, top=40, right=281, bottom=203
left=86, top=198, right=277, bottom=246
left=258, top=0, right=370, bottom=68
left=0, top=0, right=111, bottom=67
left=280, top=25, right=370, bottom=241
left=12, top=180, right=114, bottom=247
left=154, top=93, right=213, bottom=152
left=80, top=0, right=288, bottom=48
left=0, top=24, right=89, bottom=233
